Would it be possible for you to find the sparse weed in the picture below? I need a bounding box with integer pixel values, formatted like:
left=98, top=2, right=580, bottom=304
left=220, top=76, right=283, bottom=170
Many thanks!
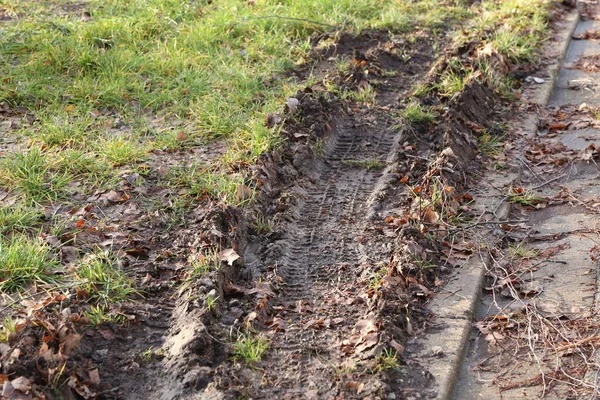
left=413, top=258, right=437, bottom=270
left=314, top=139, right=325, bottom=155
left=437, top=70, right=467, bottom=97
left=368, top=265, right=388, bottom=291
left=85, top=305, right=126, bottom=327
left=508, top=243, right=539, bottom=260
left=343, top=85, right=377, bottom=105
left=333, top=362, right=357, bottom=380
left=206, top=295, right=219, bottom=311
left=507, top=187, right=544, bottom=207
left=412, top=83, right=434, bottom=98
left=138, top=346, right=165, bottom=362
left=477, top=129, right=505, bottom=156
left=0, top=318, right=17, bottom=342
left=189, top=247, right=221, bottom=276
left=232, top=332, right=270, bottom=363
left=166, top=164, right=252, bottom=206
left=374, top=349, right=400, bottom=372
left=253, top=215, right=273, bottom=234
left=342, top=158, right=386, bottom=170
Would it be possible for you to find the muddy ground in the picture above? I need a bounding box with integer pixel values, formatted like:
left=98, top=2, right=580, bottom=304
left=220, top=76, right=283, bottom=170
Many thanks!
left=0, top=2, right=580, bottom=400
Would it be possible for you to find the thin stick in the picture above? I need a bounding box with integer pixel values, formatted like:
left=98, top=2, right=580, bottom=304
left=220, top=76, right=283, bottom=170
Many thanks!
left=531, top=174, right=566, bottom=190
left=517, top=156, right=543, bottom=183
left=553, top=335, right=600, bottom=353
left=447, top=219, right=528, bottom=234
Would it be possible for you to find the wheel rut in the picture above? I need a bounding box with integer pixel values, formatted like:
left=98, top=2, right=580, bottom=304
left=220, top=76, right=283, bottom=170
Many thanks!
left=249, top=112, right=406, bottom=397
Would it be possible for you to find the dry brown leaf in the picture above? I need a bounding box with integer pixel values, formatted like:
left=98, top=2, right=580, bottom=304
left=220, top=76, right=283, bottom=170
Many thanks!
left=355, top=332, right=378, bottom=353
left=10, top=376, right=31, bottom=393
left=219, top=248, right=240, bottom=265
left=390, top=339, right=405, bottom=355
left=88, top=369, right=101, bottom=385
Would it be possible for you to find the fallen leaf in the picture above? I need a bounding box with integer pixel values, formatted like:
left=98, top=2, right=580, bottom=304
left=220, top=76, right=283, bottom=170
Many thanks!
left=390, top=339, right=405, bottom=355
left=176, top=131, right=187, bottom=141
left=219, top=248, right=240, bottom=265
left=10, top=376, right=31, bottom=392
left=355, top=332, right=378, bottom=353
left=88, top=369, right=101, bottom=385
left=59, top=333, right=81, bottom=356
left=265, top=112, right=282, bottom=128
left=237, top=184, right=253, bottom=202
left=286, top=97, right=299, bottom=114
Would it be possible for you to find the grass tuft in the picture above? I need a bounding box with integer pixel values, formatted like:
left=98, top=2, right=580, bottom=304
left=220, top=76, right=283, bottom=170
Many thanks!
left=0, top=147, right=70, bottom=204
left=401, top=103, right=436, bottom=124
left=0, top=205, right=43, bottom=234
left=232, top=332, right=270, bottom=363
left=72, top=250, right=137, bottom=306
left=0, top=234, right=61, bottom=292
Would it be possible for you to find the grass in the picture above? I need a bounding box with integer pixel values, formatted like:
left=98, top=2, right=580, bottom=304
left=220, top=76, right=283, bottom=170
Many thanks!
left=0, top=205, right=43, bottom=234
left=0, top=0, right=473, bottom=168
left=373, top=349, right=400, bottom=372
left=189, top=248, right=221, bottom=276
left=0, top=318, right=17, bottom=343
left=368, top=265, right=388, bottom=291
left=401, top=103, right=436, bottom=124
left=507, top=187, right=545, bottom=207
left=97, top=137, right=148, bottom=167
left=411, top=0, right=550, bottom=99
left=206, top=295, right=219, bottom=312
left=72, top=250, right=137, bottom=306
left=253, top=215, right=273, bottom=234
left=508, top=243, right=539, bottom=260
left=342, top=158, right=386, bottom=170
left=165, top=163, right=252, bottom=206
left=0, top=147, right=70, bottom=204
left=0, top=234, right=61, bottom=291
left=0, top=0, right=556, bottom=384
left=232, top=332, right=270, bottom=363
left=85, top=305, right=126, bottom=326
left=477, top=129, right=505, bottom=156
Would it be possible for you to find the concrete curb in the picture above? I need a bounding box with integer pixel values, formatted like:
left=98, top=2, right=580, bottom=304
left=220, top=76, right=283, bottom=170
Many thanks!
left=408, top=7, right=580, bottom=400
left=532, top=9, right=580, bottom=107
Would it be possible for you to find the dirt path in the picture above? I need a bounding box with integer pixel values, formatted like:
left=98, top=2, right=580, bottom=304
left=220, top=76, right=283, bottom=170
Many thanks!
left=249, top=114, right=400, bottom=397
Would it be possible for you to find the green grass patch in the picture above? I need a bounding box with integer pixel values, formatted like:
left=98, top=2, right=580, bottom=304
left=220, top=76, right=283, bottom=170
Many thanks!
left=0, top=147, right=71, bottom=204
left=97, top=137, right=148, bottom=167
left=401, top=103, right=436, bottom=124
left=0, top=0, right=475, bottom=172
left=72, top=251, right=137, bottom=306
left=232, top=332, right=270, bottom=363
left=166, top=163, right=252, bottom=206
left=0, top=234, right=61, bottom=292
left=0, top=204, right=43, bottom=234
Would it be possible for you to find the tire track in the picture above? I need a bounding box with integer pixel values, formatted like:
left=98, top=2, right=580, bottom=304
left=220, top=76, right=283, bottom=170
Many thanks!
left=250, top=112, right=405, bottom=397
